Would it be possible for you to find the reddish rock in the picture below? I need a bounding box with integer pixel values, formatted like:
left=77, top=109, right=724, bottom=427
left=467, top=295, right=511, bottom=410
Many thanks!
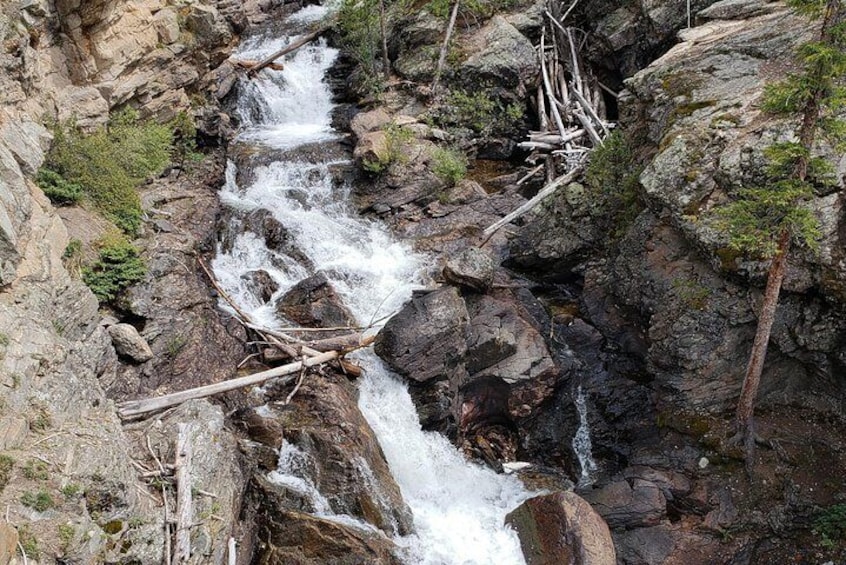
left=506, top=491, right=616, bottom=565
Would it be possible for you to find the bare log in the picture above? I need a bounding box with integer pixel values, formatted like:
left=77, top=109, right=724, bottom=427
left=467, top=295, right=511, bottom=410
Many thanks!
left=228, top=538, right=236, bottom=565
left=117, top=350, right=340, bottom=419
left=174, top=423, right=193, bottom=563
left=248, top=28, right=327, bottom=76
left=431, top=0, right=461, bottom=94
left=231, top=59, right=284, bottom=71
left=540, top=30, right=568, bottom=141
left=572, top=87, right=610, bottom=138
left=482, top=165, right=583, bottom=237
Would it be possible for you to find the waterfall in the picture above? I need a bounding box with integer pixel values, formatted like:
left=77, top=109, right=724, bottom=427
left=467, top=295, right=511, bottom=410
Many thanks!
left=572, top=385, right=597, bottom=487
left=211, top=5, right=532, bottom=563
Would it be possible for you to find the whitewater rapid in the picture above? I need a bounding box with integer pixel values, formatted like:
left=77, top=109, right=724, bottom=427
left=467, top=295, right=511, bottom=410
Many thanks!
left=211, top=5, right=533, bottom=563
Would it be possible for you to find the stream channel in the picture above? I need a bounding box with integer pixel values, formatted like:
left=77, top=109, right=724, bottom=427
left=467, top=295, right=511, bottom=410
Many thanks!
left=211, top=4, right=535, bottom=563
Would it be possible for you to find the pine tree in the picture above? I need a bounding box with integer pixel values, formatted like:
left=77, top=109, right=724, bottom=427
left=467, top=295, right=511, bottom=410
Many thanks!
left=715, top=0, right=846, bottom=460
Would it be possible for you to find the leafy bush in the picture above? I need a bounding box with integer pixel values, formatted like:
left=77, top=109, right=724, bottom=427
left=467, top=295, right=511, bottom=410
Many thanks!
left=427, top=0, right=517, bottom=20
left=43, top=108, right=173, bottom=235
left=338, top=0, right=388, bottom=95
left=82, top=232, right=146, bottom=303
left=429, top=89, right=524, bottom=138
left=814, top=503, right=846, bottom=548
left=20, top=489, right=55, bottom=512
left=361, top=124, right=414, bottom=173
left=36, top=169, right=82, bottom=205
left=585, top=130, right=644, bottom=237
left=432, top=146, right=467, bottom=185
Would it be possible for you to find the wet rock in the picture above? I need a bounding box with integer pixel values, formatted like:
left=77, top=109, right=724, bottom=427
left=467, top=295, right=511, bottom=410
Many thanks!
left=107, top=323, right=154, bottom=363
left=242, top=269, right=279, bottom=303
left=256, top=371, right=414, bottom=536
left=506, top=491, right=616, bottom=565
left=464, top=294, right=556, bottom=385
left=375, top=287, right=470, bottom=383
left=612, top=524, right=722, bottom=565
left=443, top=247, right=495, bottom=292
left=276, top=272, right=355, bottom=328
left=622, top=466, right=691, bottom=502
left=255, top=508, right=403, bottom=565
left=584, top=479, right=667, bottom=529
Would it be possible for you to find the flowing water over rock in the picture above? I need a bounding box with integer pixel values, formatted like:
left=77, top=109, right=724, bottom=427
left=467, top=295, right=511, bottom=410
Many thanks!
left=212, top=5, right=533, bottom=563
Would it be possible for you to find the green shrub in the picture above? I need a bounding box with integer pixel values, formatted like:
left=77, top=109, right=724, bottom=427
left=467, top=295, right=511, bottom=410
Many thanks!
left=429, top=89, right=524, bottom=138
left=814, top=503, right=846, bottom=548
left=361, top=124, right=414, bottom=173
left=0, top=454, right=13, bottom=492
left=585, top=130, right=644, bottom=237
left=338, top=0, right=387, bottom=95
left=427, top=0, right=517, bottom=20
left=82, top=232, right=146, bottom=303
left=18, top=525, right=38, bottom=558
left=43, top=108, right=173, bottom=235
left=21, top=489, right=55, bottom=512
left=35, top=169, right=83, bottom=205
left=432, top=146, right=467, bottom=185
left=22, top=459, right=49, bottom=481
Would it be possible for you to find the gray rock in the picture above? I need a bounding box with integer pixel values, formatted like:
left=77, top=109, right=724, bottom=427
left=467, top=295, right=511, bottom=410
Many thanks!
left=443, top=247, right=495, bottom=292
left=375, top=287, right=470, bottom=383
left=465, top=294, right=556, bottom=385
left=458, top=17, right=538, bottom=95
left=242, top=269, right=279, bottom=303
left=506, top=491, right=616, bottom=565
left=697, top=0, right=779, bottom=21
left=108, top=323, right=154, bottom=363
left=584, top=479, right=667, bottom=529
left=276, top=272, right=355, bottom=329
left=185, top=4, right=232, bottom=48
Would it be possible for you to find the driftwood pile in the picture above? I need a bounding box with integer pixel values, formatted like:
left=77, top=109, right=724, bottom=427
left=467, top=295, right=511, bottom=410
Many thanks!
left=484, top=0, right=614, bottom=237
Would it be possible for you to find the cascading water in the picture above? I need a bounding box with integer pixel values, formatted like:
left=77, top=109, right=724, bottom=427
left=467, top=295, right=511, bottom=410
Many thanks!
left=212, top=5, right=533, bottom=563
left=572, top=385, right=598, bottom=487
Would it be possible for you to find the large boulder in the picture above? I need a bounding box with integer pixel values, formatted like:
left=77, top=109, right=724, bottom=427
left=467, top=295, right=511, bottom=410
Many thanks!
left=107, top=323, right=154, bottom=363
left=443, top=247, right=495, bottom=292
left=506, top=491, right=616, bottom=565
left=243, top=371, right=414, bottom=537
left=375, top=287, right=470, bottom=383
left=458, top=17, right=538, bottom=95
left=276, top=272, right=355, bottom=329
left=583, top=478, right=667, bottom=529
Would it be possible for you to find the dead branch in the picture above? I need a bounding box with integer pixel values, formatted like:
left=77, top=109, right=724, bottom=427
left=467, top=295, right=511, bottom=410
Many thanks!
left=431, top=0, right=461, bottom=94
left=247, top=28, right=327, bottom=76
left=231, top=59, right=284, bottom=71
left=174, top=423, right=193, bottom=563
left=482, top=164, right=584, bottom=237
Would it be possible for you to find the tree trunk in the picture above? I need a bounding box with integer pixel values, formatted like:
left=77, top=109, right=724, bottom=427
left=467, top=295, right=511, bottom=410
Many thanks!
left=379, top=0, right=390, bottom=81
left=735, top=230, right=790, bottom=443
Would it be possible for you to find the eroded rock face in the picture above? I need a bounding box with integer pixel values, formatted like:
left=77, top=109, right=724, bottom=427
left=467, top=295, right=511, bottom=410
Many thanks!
left=458, top=16, right=539, bottom=96
left=247, top=372, right=414, bottom=537
left=506, top=491, right=616, bottom=565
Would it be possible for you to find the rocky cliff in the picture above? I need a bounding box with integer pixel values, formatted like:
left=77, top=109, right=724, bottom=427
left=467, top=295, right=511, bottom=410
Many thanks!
left=0, top=0, right=254, bottom=562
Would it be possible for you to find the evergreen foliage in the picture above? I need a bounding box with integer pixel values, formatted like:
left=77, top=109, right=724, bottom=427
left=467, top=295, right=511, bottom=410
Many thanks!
left=42, top=108, right=173, bottom=235
left=431, top=146, right=467, bottom=185
left=715, top=1, right=845, bottom=259
left=585, top=130, right=643, bottom=237
left=82, top=232, right=146, bottom=303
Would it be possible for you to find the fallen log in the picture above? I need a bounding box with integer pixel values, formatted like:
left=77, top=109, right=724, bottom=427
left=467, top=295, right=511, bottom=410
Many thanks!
left=248, top=27, right=327, bottom=76
left=482, top=165, right=583, bottom=237
left=174, top=423, right=193, bottom=564
left=117, top=350, right=340, bottom=419
left=262, top=347, right=365, bottom=377
left=231, top=59, right=284, bottom=71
